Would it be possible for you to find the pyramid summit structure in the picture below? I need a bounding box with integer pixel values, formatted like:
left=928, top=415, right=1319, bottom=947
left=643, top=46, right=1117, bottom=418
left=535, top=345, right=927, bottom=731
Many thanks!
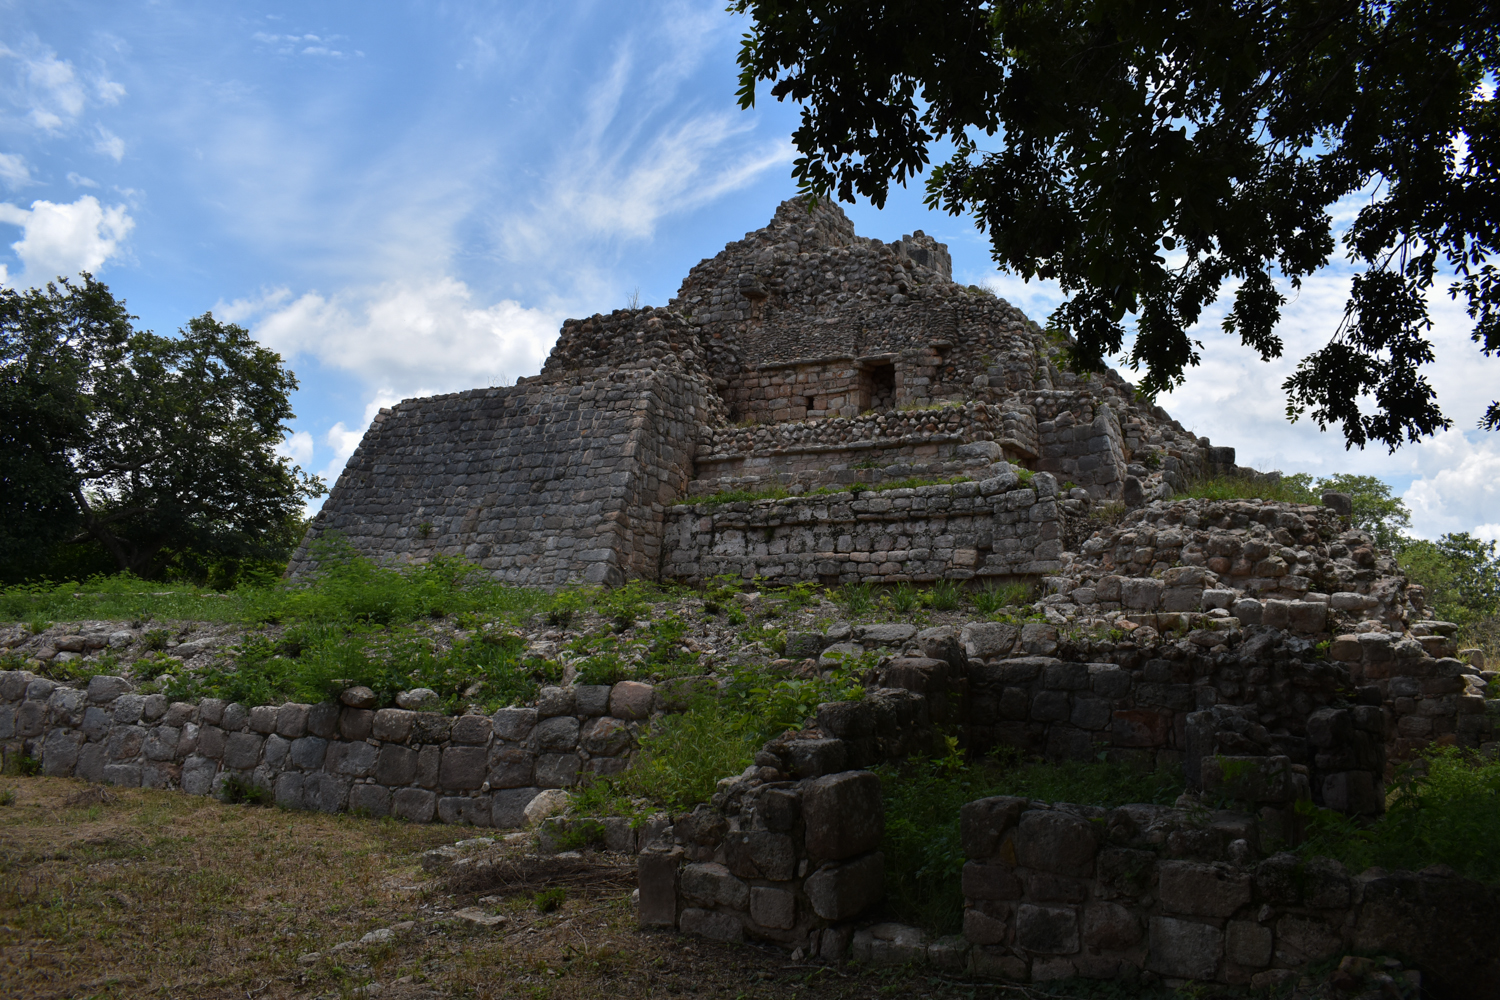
left=291, top=199, right=1248, bottom=587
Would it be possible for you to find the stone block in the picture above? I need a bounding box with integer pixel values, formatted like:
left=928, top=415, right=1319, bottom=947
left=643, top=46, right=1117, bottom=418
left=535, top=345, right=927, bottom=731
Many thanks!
left=962, top=861, right=1023, bottom=900
left=1288, top=601, right=1328, bottom=632
left=41, top=729, right=83, bottom=776
left=1156, top=861, right=1252, bottom=917
left=1226, top=920, right=1272, bottom=968
left=805, top=852, right=884, bottom=920
left=535, top=685, right=576, bottom=718
left=348, top=783, right=391, bottom=818
left=1148, top=916, right=1222, bottom=980
left=438, top=795, right=492, bottom=826
left=579, top=716, right=631, bottom=756
left=679, top=907, right=743, bottom=942
left=575, top=684, right=612, bottom=716
left=181, top=755, right=217, bottom=795
left=372, top=708, right=415, bottom=743
left=392, top=787, right=437, bottom=823
left=963, top=908, right=1008, bottom=945
left=1121, top=578, right=1163, bottom=611
left=1161, top=587, right=1203, bottom=612
left=274, top=772, right=305, bottom=809
left=275, top=703, right=310, bottom=739
left=784, top=631, right=830, bottom=660
left=491, top=787, right=541, bottom=828
left=803, top=770, right=883, bottom=860
left=637, top=851, right=680, bottom=927
left=487, top=746, right=535, bottom=788
left=535, top=753, right=581, bottom=787
left=853, top=923, right=928, bottom=965
left=786, top=738, right=847, bottom=778
left=1232, top=599, right=1263, bottom=625
left=1274, top=915, right=1342, bottom=966
left=248, top=705, right=278, bottom=734
left=492, top=707, right=537, bottom=742
left=371, top=744, right=413, bottom=785
left=1083, top=902, right=1141, bottom=950
left=87, top=675, right=132, bottom=703
left=1015, top=904, right=1079, bottom=955
left=817, top=700, right=876, bottom=738
left=1321, top=771, right=1382, bottom=815
left=1013, top=810, right=1099, bottom=877
left=533, top=715, right=580, bottom=752
left=724, top=831, right=797, bottom=881
left=339, top=708, right=374, bottom=741
left=681, top=862, right=749, bottom=910
left=222, top=732, right=263, bottom=770
left=440, top=746, right=489, bottom=790
left=961, top=796, right=1027, bottom=858
left=961, top=622, right=1019, bottom=661
left=306, top=701, right=339, bottom=738
left=609, top=681, right=654, bottom=720
left=305, top=773, right=350, bottom=814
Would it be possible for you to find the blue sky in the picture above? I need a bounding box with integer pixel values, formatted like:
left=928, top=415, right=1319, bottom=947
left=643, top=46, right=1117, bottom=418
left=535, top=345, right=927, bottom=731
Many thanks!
left=2, top=1, right=1497, bottom=541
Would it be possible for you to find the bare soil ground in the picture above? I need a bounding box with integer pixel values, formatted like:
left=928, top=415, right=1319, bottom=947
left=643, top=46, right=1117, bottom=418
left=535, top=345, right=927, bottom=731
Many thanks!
left=0, top=776, right=1262, bottom=1000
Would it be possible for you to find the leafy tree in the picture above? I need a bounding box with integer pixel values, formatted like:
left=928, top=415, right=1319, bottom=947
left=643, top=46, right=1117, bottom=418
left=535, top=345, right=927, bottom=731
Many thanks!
left=0, top=275, right=324, bottom=581
left=1315, top=473, right=1412, bottom=549
left=733, top=0, right=1500, bottom=449
left=1399, top=532, right=1500, bottom=627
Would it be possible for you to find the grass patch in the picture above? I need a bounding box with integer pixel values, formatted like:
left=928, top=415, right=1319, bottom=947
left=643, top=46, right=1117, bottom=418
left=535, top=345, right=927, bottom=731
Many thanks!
left=877, top=750, right=1184, bottom=934
left=1297, top=747, right=1500, bottom=883
left=1175, top=473, right=1319, bottom=504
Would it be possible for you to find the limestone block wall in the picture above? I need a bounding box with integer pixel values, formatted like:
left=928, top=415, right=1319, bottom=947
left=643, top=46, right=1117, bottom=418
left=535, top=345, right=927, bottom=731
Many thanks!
left=662, top=471, right=1068, bottom=585
left=288, top=361, right=713, bottom=588
left=691, top=402, right=1000, bottom=484
left=958, top=797, right=1500, bottom=996
left=0, top=670, right=669, bottom=827
left=637, top=769, right=889, bottom=955
left=1030, top=394, right=1128, bottom=499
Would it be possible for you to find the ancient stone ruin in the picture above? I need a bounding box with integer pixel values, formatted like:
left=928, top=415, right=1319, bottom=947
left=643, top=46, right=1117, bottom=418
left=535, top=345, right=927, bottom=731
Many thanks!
left=289, top=198, right=1241, bottom=587
left=7, top=199, right=1500, bottom=994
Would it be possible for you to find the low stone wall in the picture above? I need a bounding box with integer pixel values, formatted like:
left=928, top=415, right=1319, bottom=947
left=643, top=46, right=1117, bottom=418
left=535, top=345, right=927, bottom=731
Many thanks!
left=662, top=471, right=1067, bottom=585
left=958, top=796, right=1500, bottom=997
left=0, top=670, right=668, bottom=826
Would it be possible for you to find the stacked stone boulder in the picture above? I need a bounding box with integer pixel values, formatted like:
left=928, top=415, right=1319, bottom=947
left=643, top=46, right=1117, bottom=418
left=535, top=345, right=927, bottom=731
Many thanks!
left=0, top=672, right=662, bottom=827
left=956, top=796, right=1500, bottom=996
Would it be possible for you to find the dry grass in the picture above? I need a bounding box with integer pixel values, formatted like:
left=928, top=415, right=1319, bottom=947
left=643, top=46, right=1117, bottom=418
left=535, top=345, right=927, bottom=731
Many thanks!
left=0, top=776, right=1185, bottom=1000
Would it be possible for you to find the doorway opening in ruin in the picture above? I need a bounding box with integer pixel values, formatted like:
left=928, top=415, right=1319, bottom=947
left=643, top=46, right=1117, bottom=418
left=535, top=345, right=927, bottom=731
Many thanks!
left=859, top=361, right=896, bottom=412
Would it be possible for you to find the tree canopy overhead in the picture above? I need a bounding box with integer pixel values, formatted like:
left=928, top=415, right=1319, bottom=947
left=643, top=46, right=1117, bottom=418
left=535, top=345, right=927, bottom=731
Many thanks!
left=0, top=275, right=325, bottom=582
left=733, top=0, right=1499, bottom=450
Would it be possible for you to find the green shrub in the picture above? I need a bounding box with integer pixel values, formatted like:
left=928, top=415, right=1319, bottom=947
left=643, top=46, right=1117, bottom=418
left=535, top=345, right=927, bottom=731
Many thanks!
left=612, top=700, right=762, bottom=812
left=1298, top=747, right=1500, bottom=883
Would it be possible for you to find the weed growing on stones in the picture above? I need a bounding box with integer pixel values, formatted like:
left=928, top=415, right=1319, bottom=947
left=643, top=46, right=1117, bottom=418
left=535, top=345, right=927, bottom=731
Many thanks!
left=217, top=774, right=268, bottom=806
left=838, top=582, right=875, bottom=616
left=924, top=579, right=961, bottom=611
left=972, top=581, right=1033, bottom=615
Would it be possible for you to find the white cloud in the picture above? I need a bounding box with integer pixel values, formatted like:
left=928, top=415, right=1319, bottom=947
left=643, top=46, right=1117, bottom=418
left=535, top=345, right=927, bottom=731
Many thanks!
left=0, top=195, right=134, bottom=287
left=0, top=153, right=29, bottom=189
left=221, top=277, right=559, bottom=399
left=66, top=172, right=98, bottom=188
left=95, top=78, right=126, bottom=105
left=277, top=429, right=314, bottom=466
left=1401, top=432, right=1500, bottom=541
left=0, top=43, right=85, bottom=131
left=94, top=126, right=124, bottom=161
